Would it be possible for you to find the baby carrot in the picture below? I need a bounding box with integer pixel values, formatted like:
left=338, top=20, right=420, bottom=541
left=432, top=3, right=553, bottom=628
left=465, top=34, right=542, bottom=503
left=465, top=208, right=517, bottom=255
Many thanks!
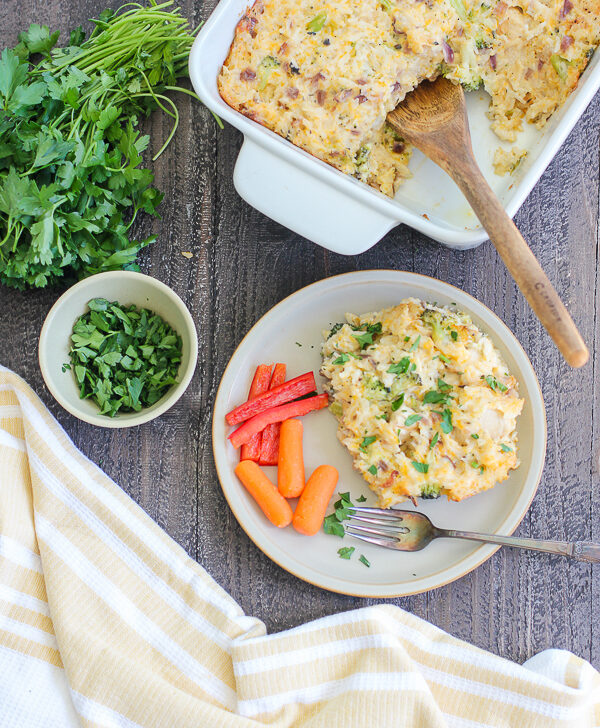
left=277, top=419, right=305, bottom=498
left=235, top=460, right=293, bottom=528
left=292, top=465, right=339, bottom=536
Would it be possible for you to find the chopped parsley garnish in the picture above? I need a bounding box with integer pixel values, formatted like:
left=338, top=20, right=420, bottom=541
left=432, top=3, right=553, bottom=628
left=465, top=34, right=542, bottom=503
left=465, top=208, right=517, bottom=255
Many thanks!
left=338, top=547, right=355, bottom=559
left=404, top=336, right=410, bottom=342
left=450, top=330, right=458, bottom=341
left=500, top=444, right=513, bottom=452
left=323, top=491, right=353, bottom=537
left=357, top=495, right=367, bottom=503
left=359, top=554, right=371, bottom=567
left=470, top=460, right=485, bottom=473
left=388, top=357, right=410, bottom=375
left=485, top=375, right=508, bottom=392
left=359, top=435, right=377, bottom=451
left=409, top=335, right=421, bottom=351
left=375, top=413, right=389, bottom=421
left=430, top=432, right=440, bottom=449
left=333, top=354, right=350, bottom=364
left=437, top=353, right=451, bottom=363
left=405, top=414, right=422, bottom=426
left=352, top=331, right=374, bottom=349
left=367, top=465, right=378, bottom=475
left=471, top=433, right=479, bottom=439
left=437, top=378, right=451, bottom=392
left=323, top=515, right=345, bottom=537
left=440, top=408, right=453, bottom=434
left=423, top=391, right=448, bottom=405
left=391, top=394, right=405, bottom=411
left=411, top=461, right=429, bottom=474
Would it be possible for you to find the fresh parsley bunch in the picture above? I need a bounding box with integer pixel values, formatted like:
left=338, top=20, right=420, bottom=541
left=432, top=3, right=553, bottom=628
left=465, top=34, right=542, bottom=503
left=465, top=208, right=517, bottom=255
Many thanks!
left=0, top=1, right=207, bottom=289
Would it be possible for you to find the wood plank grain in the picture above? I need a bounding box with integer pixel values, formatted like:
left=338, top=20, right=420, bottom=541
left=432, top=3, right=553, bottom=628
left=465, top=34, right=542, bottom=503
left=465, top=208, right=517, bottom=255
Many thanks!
left=0, top=0, right=597, bottom=669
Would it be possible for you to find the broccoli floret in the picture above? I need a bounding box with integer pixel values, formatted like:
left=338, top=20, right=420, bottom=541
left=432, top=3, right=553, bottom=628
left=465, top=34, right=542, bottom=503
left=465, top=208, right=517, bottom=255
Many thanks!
left=462, top=78, right=483, bottom=92
left=328, top=322, right=344, bottom=339
left=421, top=483, right=441, bottom=499
left=421, top=308, right=448, bottom=344
left=364, top=375, right=390, bottom=401
left=257, top=56, right=280, bottom=90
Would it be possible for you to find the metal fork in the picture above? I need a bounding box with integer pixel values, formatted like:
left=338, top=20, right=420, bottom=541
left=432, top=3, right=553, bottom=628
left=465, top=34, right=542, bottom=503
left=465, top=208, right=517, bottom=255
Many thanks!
left=346, top=507, right=600, bottom=563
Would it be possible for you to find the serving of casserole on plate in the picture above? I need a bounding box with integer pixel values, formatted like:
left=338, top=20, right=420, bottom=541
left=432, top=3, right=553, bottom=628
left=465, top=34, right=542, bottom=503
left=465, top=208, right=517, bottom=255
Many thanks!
left=189, top=0, right=600, bottom=253
left=212, top=271, right=546, bottom=597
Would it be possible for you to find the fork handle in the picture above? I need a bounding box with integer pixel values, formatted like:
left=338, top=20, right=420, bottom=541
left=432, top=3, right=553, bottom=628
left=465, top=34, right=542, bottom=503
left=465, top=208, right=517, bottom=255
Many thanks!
left=440, top=529, right=600, bottom=563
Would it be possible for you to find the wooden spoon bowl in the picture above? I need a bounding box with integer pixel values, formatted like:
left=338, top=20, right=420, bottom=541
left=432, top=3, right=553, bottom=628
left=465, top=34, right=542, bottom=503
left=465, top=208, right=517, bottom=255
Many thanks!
left=387, top=78, right=588, bottom=369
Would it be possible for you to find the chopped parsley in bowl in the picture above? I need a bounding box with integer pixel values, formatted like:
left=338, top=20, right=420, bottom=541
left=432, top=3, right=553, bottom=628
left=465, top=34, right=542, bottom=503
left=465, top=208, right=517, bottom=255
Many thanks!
left=39, top=270, right=198, bottom=428
left=67, top=299, right=183, bottom=417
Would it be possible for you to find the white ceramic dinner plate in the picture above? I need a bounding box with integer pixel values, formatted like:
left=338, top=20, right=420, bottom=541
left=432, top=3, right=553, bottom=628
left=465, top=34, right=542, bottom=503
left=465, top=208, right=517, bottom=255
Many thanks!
left=213, top=271, right=546, bottom=597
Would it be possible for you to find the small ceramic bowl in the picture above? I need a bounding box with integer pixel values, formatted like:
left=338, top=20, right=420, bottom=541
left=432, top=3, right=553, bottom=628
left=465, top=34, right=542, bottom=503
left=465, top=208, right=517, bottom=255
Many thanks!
left=39, top=271, right=198, bottom=428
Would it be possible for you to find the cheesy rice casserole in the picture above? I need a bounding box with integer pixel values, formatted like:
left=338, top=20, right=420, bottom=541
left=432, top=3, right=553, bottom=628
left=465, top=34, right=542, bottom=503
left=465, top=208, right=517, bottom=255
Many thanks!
left=320, top=299, right=524, bottom=507
left=218, top=0, right=599, bottom=195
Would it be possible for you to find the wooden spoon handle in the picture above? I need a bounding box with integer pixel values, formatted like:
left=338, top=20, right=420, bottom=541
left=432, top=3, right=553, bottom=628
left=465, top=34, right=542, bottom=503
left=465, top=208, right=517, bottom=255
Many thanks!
left=449, top=160, right=588, bottom=368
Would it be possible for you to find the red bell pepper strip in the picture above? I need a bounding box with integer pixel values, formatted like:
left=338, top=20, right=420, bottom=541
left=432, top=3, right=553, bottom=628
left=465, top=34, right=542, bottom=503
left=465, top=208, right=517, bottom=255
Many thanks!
left=259, top=363, right=287, bottom=465
left=229, top=394, right=329, bottom=449
left=240, top=364, right=273, bottom=462
left=225, top=371, right=316, bottom=426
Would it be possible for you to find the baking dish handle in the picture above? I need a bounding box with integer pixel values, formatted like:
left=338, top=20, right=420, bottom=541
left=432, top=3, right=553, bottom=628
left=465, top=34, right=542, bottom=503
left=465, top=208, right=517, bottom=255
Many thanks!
left=233, top=138, right=398, bottom=255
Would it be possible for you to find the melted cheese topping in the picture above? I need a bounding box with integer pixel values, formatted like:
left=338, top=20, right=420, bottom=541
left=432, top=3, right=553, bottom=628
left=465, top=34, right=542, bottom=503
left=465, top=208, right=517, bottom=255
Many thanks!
left=219, top=0, right=599, bottom=195
left=320, top=299, right=524, bottom=507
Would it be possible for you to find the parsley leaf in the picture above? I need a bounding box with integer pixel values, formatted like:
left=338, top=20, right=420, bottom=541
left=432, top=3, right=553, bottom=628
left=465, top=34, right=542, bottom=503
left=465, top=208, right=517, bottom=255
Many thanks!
left=352, top=331, right=374, bottom=349
left=388, top=357, right=410, bottom=375
left=359, top=435, right=377, bottom=451
left=391, top=394, right=405, bottom=411
left=357, top=494, right=367, bottom=502
left=367, top=465, right=377, bottom=475
left=338, top=547, right=355, bottom=559
left=450, top=330, right=458, bottom=341
left=323, top=515, right=345, bottom=537
left=485, top=375, right=508, bottom=392
left=333, top=353, right=350, bottom=364
left=440, top=408, right=453, bottom=434
left=411, top=461, right=429, bottom=474
left=430, top=432, right=439, bottom=449
left=423, top=391, right=448, bottom=405
left=359, top=554, right=371, bottom=567
left=405, top=414, right=422, bottom=426
left=500, top=444, right=513, bottom=452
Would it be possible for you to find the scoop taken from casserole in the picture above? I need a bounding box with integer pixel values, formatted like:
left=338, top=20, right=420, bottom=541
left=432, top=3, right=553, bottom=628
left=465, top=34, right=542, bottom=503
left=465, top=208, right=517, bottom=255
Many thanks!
left=320, top=299, right=524, bottom=508
left=218, top=0, right=599, bottom=196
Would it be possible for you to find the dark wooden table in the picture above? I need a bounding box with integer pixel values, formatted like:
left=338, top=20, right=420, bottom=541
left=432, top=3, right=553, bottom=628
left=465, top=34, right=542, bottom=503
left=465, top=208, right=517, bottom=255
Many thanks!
left=2, top=0, right=598, bottom=668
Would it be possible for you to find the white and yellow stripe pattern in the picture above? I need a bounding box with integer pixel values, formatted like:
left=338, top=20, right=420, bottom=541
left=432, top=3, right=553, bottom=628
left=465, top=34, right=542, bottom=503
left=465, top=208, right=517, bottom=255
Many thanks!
left=0, top=366, right=598, bottom=728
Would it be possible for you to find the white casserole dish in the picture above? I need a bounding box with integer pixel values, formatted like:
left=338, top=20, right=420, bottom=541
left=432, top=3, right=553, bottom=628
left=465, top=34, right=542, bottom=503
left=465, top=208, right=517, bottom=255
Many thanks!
left=189, top=0, right=600, bottom=255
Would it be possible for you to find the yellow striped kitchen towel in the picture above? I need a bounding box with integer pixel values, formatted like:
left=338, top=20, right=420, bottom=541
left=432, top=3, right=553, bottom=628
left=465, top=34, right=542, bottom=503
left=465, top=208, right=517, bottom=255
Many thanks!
left=0, top=365, right=598, bottom=728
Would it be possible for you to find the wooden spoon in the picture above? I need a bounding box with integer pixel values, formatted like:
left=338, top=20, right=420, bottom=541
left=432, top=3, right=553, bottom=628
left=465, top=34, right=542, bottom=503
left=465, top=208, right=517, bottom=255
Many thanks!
left=387, top=77, right=588, bottom=368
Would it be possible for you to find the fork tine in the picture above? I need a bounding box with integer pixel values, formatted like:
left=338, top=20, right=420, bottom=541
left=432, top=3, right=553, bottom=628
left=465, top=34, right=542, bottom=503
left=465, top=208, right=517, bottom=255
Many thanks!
left=347, top=506, right=402, bottom=519
left=346, top=523, right=402, bottom=541
left=345, top=529, right=399, bottom=549
left=346, top=514, right=404, bottom=530
left=347, top=514, right=410, bottom=533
